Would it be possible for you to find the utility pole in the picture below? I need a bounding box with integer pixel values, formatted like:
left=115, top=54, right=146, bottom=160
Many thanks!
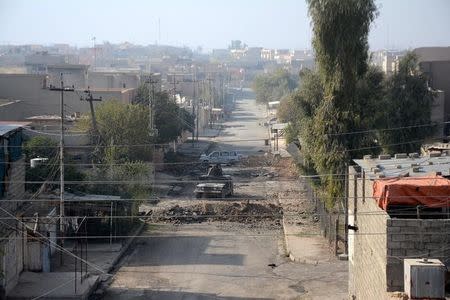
left=80, top=87, right=102, bottom=139
left=49, top=73, right=74, bottom=264
left=170, top=75, right=179, bottom=101
left=145, top=77, right=158, bottom=136
left=206, top=76, right=214, bottom=128
left=190, top=72, right=201, bottom=145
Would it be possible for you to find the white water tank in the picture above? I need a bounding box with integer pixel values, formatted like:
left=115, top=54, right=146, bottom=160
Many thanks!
left=30, top=158, right=48, bottom=168
left=404, top=258, right=445, bottom=299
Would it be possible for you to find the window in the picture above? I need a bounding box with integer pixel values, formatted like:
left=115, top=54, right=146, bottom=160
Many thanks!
left=221, top=152, right=229, bottom=156
left=211, top=152, right=219, bottom=157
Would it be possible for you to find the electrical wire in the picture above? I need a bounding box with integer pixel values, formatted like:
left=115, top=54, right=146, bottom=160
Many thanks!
left=0, top=209, right=110, bottom=275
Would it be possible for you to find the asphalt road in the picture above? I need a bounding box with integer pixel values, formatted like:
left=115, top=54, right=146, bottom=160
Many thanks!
left=104, top=224, right=308, bottom=300
left=101, top=93, right=348, bottom=300
left=211, top=89, right=270, bottom=155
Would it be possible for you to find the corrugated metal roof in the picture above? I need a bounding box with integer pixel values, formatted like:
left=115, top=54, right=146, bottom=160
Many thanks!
left=354, top=153, right=450, bottom=179
left=0, top=124, right=23, bottom=136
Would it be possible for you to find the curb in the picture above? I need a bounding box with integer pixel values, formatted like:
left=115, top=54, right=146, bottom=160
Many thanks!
left=106, top=220, right=146, bottom=273
left=282, top=216, right=297, bottom=262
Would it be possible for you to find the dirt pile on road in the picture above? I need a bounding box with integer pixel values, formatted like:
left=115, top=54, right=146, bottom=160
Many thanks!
left=152, top=201, right=282, bottom=225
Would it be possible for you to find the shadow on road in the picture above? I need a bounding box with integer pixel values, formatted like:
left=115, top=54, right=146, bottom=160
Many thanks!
left=102, top=288, right=274, bottom=300
left=126, top=236, right=245, bottom=266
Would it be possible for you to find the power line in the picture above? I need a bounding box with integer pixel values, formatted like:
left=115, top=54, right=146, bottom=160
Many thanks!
left=4, top=193, right=450, bottom=203
left=0, top=231, right=449, bottom=241
left=0, top=208, right=109, bottom=275
left=327, top=121, right=450, bottom=136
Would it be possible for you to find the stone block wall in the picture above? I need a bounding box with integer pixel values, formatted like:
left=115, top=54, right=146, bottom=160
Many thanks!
left=386, top=218, right=450, bottom=291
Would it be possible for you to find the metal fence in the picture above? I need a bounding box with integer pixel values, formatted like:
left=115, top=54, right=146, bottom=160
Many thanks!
left=301, top=177, right=346, bottom=256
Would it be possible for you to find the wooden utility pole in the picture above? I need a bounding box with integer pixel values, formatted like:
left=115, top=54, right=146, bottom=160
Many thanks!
left=49, top=73, right=74, bottom=264
left=80, top=88, right=102, bottom=137
left=144, top=77, right=159, bottom=136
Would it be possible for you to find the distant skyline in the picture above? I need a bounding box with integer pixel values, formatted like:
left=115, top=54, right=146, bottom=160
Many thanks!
left=0, top=0, right=449, bottom=51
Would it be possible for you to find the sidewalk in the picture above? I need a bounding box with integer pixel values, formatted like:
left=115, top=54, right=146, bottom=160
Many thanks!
left=8, top=221, right=146, bottom=299
left=8, top=272, right=99, bottom=300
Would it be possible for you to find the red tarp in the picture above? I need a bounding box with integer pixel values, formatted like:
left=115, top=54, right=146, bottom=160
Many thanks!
left=373, top=176, right=450, bottom=210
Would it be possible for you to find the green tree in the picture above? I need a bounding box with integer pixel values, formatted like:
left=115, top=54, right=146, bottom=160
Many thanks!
left=153, top=92, right=194, bottom=143
left=377, top=53, right=435, bottom=153
left=78, top=100, right=153, bottom=162
left=24, top=136, right=57, bottom=159
left=252, top=69, right=297, bottom=104
left=306, top=0, right=378, bottom=206
left=24, top=136, right=86, bottom=192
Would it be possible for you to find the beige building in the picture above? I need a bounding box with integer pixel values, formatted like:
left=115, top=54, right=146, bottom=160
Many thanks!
left=0, top=74, right=136, bottom=121
left=414, top=47, right=450, bottom=131
left=348, top=154, right=450, bottom=299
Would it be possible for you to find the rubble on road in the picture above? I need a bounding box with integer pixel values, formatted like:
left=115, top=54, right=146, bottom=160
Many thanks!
left=151, top=201, right=283, bottom=226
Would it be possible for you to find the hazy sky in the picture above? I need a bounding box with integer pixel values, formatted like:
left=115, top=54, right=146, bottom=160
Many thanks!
left=1, top=0, right=449, bottom=51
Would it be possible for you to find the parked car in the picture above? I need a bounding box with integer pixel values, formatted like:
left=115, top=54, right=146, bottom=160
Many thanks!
left=199, top=150, right=241, bottom=164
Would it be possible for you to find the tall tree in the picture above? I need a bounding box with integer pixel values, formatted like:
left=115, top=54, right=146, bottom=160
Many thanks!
left=377, top=53, right=435, bottom=153
left=307, top=0, right=378, bottom=205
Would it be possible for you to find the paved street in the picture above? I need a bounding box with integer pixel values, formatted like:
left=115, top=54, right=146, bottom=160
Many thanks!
left=211, top=89, right=270, bottom=154
left=101, top=93, right=347, bottom=300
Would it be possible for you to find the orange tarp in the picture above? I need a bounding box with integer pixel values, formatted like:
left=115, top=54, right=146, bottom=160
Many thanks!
left=373, top=176, right=450, bottom=210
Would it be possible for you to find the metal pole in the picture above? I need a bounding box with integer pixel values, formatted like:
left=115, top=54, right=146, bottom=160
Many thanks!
left=59, top=73, right=65, bottom=265
left=74, top=243, right=77, bottom=294
left=192, top=76, right=195, bottom=147
left=344, top=163, right=349, bottom=255
left=110, top=201, right=113, bottom=246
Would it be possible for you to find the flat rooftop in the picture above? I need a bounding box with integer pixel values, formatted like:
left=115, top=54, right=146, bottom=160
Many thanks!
left=353, top=152, right=450, bottom=179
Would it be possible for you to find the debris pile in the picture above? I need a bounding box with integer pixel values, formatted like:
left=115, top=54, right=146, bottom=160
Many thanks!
left=152, top=202, right=283, bottom=225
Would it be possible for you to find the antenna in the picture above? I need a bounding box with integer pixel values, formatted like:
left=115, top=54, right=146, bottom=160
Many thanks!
left=158, top=18, right=161, bottom=44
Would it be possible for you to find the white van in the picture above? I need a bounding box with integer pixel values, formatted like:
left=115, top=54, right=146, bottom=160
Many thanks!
left=199, top=151, right=241, bottom=164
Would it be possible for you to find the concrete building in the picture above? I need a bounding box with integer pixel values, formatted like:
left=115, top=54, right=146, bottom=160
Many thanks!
left=47, top=64, right=89, bottom=89
left=348, top=153, right=450, bottom=299
left=88, top=70, right=140, bottom=89
left=370, top=50, right=405, bottom=75
left=25, top=52, right=78, bottom=74
left=274, top=49, right=291, bottom=65
left=0, top=123, right=27, bottom=297
left=211, top=49, right=230, bottom=61
left=261, top=49, right=274, bottom=61
left=0, top=74, right=136, bottom=121
left=414, top=47, right=450, bottom=132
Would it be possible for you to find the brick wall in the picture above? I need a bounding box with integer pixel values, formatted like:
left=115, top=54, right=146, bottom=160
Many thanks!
left=386, top=218, right=450, bottom=291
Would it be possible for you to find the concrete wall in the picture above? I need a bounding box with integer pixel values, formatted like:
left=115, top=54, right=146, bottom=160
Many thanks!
left=5, top=157, right=26, bottom=202
left=47, top=67, right=88, bottom=89
left=0, top=230, right=26, bottom=296
left=419, top=61, right=450, bottom=122
left=348, top=167, right=389, bottom=300
left=88, top=72, right=140, bottom=89
left=386, top=218, right=450, bottom=292
left=431, top=90, right=445, bottom=137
